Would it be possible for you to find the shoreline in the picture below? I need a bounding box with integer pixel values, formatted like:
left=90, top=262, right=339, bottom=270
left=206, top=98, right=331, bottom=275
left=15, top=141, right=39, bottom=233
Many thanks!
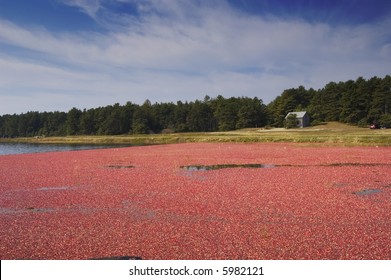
left=1, top=126, right=391, bottom=147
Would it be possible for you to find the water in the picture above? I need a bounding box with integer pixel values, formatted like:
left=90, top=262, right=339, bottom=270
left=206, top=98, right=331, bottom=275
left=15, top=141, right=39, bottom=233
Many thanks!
left=0, top=142, right=123, bottom=156
left=181, top=163, right=276, bottom=171
left=353, top=189, right=382, bottom=196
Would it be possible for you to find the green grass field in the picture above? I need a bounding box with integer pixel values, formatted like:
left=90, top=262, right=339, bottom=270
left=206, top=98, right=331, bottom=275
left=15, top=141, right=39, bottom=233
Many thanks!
left=1, top=122, right=390, bottom=146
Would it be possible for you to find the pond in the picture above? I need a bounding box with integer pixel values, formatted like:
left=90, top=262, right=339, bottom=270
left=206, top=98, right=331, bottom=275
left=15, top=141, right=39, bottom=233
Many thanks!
left=0, top=142, right=125, bottom=156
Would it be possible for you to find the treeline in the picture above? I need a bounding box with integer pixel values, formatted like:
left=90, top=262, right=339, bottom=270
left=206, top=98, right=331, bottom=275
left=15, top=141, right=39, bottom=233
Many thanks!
left=0, top=96, right=267, bottom=137
left=1, top=75, right=390, bottom=137
left=268, top=75, right=391, bottom=127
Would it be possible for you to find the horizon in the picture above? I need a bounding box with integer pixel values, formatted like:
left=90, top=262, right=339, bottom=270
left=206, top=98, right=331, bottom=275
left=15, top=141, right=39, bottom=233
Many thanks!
left=1, top=0, right=391, bottom=114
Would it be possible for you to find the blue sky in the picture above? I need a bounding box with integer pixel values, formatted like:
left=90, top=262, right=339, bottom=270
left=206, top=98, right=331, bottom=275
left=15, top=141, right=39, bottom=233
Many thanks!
left=0, top=0, right=390, bottom=114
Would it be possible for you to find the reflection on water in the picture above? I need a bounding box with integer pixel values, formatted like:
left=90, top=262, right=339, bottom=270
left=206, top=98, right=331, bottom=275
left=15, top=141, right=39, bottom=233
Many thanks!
left=181, top=163, right=276, bottom=171
left=0, top=142, right=125, bottom=156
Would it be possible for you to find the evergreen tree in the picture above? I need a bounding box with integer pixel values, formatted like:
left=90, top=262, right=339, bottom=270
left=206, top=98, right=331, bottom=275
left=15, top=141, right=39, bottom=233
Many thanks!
left=132, top=103, right=150, bottom=134
left=1, top=75, right=391, bottom=136
left=66, top=107, right=82, bottom=135
left=80, top=109, right=96, bottom=135
left=285, top=113, right=298, bottom=129
left=236, top=97, right=267, bottom=129
left=268, top=86, right=313, bottom=126
left=187, top=100, right=214, bottom=132
left=173, top=101, right=190, bottom=132
left=213, top=96, right=239, bottom=131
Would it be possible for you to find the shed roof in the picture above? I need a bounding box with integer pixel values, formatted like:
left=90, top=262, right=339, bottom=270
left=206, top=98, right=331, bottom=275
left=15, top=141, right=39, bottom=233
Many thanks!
left=285, top=111, right=307, bottom=118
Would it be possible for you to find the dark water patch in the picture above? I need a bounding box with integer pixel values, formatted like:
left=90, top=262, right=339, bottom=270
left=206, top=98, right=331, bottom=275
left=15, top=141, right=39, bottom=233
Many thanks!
left=105, top=165, right=134, bottom=169
left=26, top=207, right=55, bottom=212
left=181, top=163, right=391, bottom=171
left=181, top=164, right=276, bottom=171
left=90, top=256, right=142, bottom=260
left=322, top=163, right=391, bottom=167
left=353, top=189, right=382, bottom=196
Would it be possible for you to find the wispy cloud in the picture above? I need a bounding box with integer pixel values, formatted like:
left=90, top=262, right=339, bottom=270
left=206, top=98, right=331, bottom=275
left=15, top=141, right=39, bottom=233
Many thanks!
left=60, top=0, right=102, bottom=19
left=0, top=0, right=390, bottom=114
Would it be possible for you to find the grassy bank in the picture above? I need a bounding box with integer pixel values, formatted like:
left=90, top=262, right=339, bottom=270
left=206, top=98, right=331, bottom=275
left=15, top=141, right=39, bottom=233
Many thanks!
left=1, top=122, right=390, bottom=146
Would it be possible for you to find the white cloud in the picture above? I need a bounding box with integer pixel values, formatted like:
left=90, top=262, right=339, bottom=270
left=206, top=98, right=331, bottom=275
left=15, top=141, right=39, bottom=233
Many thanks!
left=60, top=0, right=102, bottom=18
left=0, top=1, right=390, bottom=114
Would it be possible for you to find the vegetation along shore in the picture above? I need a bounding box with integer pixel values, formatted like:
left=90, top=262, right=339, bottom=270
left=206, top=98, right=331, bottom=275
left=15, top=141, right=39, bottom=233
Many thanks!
left=1, top=122, right=391, bottom=146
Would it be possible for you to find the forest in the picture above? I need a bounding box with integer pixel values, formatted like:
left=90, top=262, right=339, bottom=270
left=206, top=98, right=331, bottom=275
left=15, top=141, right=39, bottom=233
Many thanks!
left=1, top=75, right=390, bottom=137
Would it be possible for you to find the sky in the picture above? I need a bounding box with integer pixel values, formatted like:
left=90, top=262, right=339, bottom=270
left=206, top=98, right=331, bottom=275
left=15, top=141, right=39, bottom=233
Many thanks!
left=0, top=0, right=390, bottom=114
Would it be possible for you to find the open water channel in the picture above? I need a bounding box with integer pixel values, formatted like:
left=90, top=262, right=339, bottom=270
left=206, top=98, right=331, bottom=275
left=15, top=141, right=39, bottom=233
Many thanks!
left=0, top=142, right=123, bottom=156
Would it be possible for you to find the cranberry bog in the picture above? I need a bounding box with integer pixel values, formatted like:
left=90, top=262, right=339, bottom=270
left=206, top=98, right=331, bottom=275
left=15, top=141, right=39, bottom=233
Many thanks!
left=1, top=143, right=391, bottom=260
